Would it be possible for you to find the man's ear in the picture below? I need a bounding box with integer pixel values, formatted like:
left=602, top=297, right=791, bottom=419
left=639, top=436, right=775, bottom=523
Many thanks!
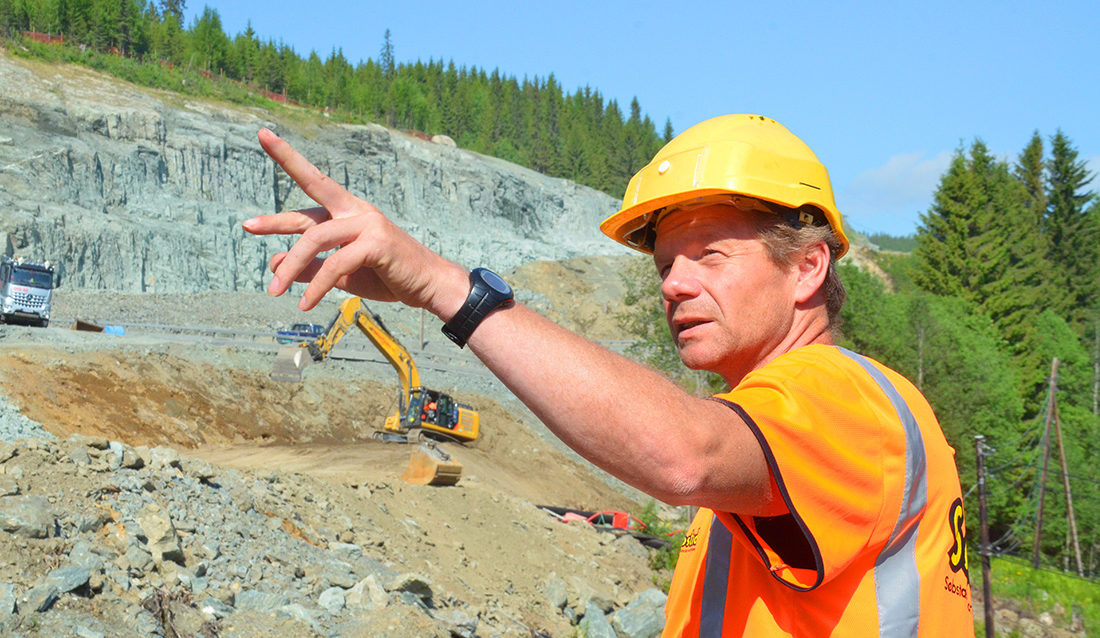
left=793, top=241, right=830, bottom=305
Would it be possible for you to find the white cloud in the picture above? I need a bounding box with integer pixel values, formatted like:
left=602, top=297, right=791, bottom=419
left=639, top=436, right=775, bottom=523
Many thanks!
left=839, top=151, right=953, bottom=236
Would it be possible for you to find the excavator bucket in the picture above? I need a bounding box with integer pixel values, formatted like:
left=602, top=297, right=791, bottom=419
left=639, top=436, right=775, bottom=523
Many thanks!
left=270, top=346, right=312, bottom=383
left=400, top=445, right=463, bottom=486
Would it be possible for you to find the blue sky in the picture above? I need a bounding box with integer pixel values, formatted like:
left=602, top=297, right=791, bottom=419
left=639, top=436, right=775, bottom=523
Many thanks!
left=185, top=1, right=1099, bottom=237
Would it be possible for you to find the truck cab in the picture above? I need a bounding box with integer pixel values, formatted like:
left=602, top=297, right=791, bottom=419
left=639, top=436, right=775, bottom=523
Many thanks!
left=0, top=256, right=54, bottom=327
left=276, top=322, right=326, bottom=344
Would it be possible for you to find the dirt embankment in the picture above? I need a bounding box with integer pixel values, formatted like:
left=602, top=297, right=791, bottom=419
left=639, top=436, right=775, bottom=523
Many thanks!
left=0, top=340, right=640, bottom=512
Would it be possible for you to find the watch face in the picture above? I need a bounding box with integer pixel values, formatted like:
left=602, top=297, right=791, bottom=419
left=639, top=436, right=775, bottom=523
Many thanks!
left=479, top=269, right=511, bottom=295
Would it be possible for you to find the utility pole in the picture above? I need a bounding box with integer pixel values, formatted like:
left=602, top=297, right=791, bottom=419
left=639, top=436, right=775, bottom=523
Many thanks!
left=976, top=436, right=994, bottom=638
left=1052, top=396, right=1084, bottom=576
left=1033, top=357, right=1058, bottom=569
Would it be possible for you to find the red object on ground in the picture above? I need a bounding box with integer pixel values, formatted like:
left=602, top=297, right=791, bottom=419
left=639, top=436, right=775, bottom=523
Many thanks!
left=586, top=510, right=646, bottom=531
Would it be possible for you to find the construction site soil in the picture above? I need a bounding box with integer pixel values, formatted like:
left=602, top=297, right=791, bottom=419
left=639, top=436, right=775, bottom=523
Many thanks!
left=0, top=256, right=682, bottom=636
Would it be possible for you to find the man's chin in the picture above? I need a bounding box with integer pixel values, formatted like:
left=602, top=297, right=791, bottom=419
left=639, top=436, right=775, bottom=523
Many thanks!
left=676, top=346, right=721, bottom=373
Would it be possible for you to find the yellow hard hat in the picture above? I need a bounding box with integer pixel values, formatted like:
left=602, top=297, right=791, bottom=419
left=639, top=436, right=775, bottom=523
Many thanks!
left=600, top=114, right=849, bottom=257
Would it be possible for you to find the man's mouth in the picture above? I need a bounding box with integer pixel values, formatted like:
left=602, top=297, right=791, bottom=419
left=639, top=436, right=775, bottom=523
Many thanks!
left=674, top=318, right=709, bottom=338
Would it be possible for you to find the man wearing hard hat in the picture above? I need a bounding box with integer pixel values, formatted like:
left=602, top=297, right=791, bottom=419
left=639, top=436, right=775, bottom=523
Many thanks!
left=243, top=114, right=973, bottom=636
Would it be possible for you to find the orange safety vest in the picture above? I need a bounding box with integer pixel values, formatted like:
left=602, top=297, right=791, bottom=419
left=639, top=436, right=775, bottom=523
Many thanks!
left=663, top=345, right=973, bottom=637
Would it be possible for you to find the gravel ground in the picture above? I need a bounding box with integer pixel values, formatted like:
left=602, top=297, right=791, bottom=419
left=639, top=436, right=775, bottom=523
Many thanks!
left=0, top=281, right=669, bottom=637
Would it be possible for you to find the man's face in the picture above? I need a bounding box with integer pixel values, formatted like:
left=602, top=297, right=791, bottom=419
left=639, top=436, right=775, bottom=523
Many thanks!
left=652, top=204, right=799, bottom=384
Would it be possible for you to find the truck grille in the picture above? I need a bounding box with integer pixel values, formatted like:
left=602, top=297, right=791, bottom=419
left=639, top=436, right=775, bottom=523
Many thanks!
left=10, top=292, right=46, bottom=308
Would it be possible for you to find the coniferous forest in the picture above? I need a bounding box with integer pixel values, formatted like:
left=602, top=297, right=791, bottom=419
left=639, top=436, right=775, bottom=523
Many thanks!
left=0, top=0, right=669, bottom=198
left=3, top=0, right=1100, bottom=583
left=842, top=134, right=1099, bottom=578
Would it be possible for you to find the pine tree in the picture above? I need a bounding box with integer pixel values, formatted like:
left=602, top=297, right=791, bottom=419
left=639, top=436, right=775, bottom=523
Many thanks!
left=1045, top=131, right=1097, bottom=331
left=915, top=147, right=982, bottom=301
left=231, top=21, right=260, bottom=83
left=159, top=0, right=184, bottom=26
left=30, top=0, right=60, bottom=34
left=0, top=0, right=14, bottom=33
left=915, top=140, right=1054, bottom=382
left=379, top=28, right=394, bottom=81
left=977, top=159, right=1047, bottom=345
left=189, top=5, right=228, bottom=73
left=558, top=91, right=592, bottom=183
left=1011, top=131, right=1056, bottom=312
left=1016, top=131, right=1048, bottom=221
left=438, top=60, right=461, bottom=137
left=324, top=46, right=353, bottom=110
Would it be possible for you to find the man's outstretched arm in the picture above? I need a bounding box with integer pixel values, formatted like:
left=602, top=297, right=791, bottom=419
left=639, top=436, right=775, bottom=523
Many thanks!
left=242, top=128, right=781, bottom=516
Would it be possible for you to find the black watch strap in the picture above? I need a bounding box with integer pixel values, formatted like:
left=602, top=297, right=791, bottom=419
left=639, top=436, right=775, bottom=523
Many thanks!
left=441, top=268, right=514, bottom=348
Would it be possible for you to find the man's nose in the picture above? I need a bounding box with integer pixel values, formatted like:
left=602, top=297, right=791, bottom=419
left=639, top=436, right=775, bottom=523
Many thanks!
left=660, top=257, right=701, bottom=302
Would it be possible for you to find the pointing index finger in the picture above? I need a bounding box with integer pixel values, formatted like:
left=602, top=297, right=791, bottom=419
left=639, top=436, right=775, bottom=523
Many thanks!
left=258, top=128, right=358, bottom=216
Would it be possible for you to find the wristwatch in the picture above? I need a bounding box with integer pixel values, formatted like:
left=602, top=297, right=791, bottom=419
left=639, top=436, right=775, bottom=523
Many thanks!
left=441, top=268, right=515, bottom=348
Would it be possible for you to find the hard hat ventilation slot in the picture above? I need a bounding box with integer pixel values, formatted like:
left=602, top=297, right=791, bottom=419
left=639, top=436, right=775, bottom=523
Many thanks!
left=779, top=205, right=826, bottom=229
left=779, top=210, right=802, bottom=229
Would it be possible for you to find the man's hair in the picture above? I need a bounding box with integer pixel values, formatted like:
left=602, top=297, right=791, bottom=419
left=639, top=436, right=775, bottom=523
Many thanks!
left=753, top=210, right=847, bottom=326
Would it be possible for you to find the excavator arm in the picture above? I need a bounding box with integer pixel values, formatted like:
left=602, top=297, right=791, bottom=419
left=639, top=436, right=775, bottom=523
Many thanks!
left=349, top=301, right=421, bottom=412
left=271, top=297, right=420, bottom=398
left=270, top=296, right=479, bottom=452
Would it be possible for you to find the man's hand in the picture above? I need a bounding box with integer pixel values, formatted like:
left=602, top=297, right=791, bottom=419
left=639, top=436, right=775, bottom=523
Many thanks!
left=241, top=128, right=467, bottom=315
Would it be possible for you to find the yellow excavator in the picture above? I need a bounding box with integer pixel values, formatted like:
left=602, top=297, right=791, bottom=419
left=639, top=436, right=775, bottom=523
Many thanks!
left=270, top=297, right=478, bottom=483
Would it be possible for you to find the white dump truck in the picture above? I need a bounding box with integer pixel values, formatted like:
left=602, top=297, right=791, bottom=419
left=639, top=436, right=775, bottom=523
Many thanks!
left=0, top=256, right=54, bottom=327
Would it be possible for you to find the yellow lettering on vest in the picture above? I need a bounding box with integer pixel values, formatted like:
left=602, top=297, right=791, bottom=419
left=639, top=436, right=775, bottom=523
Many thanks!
left=947, top=497, right=969, bottom=581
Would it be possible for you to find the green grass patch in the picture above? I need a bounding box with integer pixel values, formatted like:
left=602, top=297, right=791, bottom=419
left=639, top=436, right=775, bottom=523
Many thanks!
left=974, top=554, right=1100, bottom=633
left=636, top=500, right=691, bottom=592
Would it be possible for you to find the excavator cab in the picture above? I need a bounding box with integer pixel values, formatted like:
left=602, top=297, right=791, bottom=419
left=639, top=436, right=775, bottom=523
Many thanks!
left=385, top=387, right=479, bottom=443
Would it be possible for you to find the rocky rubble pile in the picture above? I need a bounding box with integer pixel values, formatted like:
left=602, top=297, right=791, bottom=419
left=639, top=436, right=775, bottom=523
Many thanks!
left=0, top=397, right=51, bottom=443
left=0, top=434, right=667, bottom=637
left=978, top=600, right=1088, bottom=638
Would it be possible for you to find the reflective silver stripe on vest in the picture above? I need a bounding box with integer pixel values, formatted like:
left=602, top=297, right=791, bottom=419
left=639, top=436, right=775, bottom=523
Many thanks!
left=839, top=347, right=927, bottom=637
left=700, top=513, right=732, bottom=636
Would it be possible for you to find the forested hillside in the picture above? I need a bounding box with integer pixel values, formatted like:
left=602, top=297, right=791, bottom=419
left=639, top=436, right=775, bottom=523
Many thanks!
left=0, top=0, right=669, bottom=198
left=878, top=134, right=1098, bottom=577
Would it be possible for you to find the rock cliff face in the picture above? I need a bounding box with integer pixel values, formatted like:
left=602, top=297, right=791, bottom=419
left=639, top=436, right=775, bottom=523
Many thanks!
left=0, top=52, right=626, bottom=293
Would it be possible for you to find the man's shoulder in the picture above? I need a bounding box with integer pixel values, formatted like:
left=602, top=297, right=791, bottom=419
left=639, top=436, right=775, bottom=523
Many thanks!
left=755, top=344, right=855, bottom=378
left=765, top=345, right=905, bottom=380
left=728, top=345, right=913, bottom=402
left=734, top=345, right=932, bottom=423
left=719, top=345, right=856, bottom=406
